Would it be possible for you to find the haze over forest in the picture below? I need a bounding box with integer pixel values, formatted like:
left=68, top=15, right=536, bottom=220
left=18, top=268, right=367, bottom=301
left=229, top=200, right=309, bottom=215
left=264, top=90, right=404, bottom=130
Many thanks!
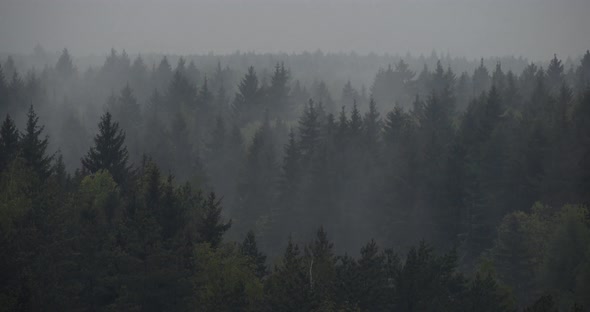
left=1, top=0, right=590, bottom=311
left=1, top=0, right=590, bottom=59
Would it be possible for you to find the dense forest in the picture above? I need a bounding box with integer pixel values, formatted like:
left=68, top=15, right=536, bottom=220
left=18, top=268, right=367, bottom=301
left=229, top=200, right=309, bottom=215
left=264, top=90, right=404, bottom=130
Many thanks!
left=1, top=47, right=590, bottom=311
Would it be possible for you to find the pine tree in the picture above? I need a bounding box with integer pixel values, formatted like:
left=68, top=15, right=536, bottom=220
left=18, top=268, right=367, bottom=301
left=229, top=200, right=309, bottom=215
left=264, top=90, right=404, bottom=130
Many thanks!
left=20, top=106, right=53, bottom=180
left=575, top=87, right=590, bottom=202
left=82, top=111, right=131, bottom=185
left=356, top=240, right=387, bottom=310
left=280, top=128, right=301, bottom=198
left=546, top=54, right=564, bottom=94
left=233, top=66, right=260, bottom=123
left=56, top=48, right=75, bottom=79
left=341, top=80, right=359, bottom=106
left=0, top=114, right=19, bottom=172
left=473, top=58, right=490, bottom=96
left=306, top=227, right=336, bottom=304
left=349, top=102, right=363, bottom=138
left=198, top=76, right=213, bottom=108
left=298, top=99, right=321, bottom=163
left=266, top=238, right=311, bottom=311
left=166, top=69, right=196, bottom=112
left=239, top=231, right=267, bottom=278
left=523, top=295, right=558, bottom=312
left=197, top=192, right=231, bottom=249
left=235, top=115, right=278, bottom=235
left=492, top=62, right=506, bottom=92
left=576, top=50, right=590, bottom=91
left=363, top=98, right=381, bottom=151
left=0, top=65, right=6, bottom=111
left=156, top=56, right=173, bottom=87
left=268, top=62, right=291, bottom=115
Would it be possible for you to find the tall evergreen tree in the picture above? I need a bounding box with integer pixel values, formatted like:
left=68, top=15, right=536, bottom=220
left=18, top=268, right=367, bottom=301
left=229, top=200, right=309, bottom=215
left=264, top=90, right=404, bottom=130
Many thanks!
left=233, top=66, right=261, bottom=123
left=56, top=48, right=75, bottom=79
left=20, top=106, right=53, bottom=180
left=198, top=192, right=231, bottom=249
left=240, top=230, right=267, bottom=279
left=0, top=114, right=19, bottom=172
left=268, top=62, right=291, bottom=116
left=82, top=111, right=131, bottom=185
left=473, top=58, right=491, bottom=96
left=546, top=54, right=565, bottom=94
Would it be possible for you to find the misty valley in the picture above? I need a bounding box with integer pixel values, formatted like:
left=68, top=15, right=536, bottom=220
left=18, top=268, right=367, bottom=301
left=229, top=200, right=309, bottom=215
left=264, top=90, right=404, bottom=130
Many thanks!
left=0, top=47, right=589, bottom=311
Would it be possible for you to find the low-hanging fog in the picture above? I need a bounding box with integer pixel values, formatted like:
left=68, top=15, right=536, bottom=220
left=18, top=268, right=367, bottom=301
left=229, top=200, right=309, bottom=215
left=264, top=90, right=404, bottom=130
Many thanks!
left=1, top=0, right=590, bottom=311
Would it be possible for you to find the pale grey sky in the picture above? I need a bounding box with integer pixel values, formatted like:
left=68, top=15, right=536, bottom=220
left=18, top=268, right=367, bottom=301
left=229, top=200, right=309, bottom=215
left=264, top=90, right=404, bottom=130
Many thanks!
left=0, top=0, right=588, bottom=60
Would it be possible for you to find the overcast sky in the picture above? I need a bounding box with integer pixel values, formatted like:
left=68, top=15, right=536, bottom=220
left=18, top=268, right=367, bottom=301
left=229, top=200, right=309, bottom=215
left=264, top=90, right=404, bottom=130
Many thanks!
left=0, top=0, right=588, bottom=60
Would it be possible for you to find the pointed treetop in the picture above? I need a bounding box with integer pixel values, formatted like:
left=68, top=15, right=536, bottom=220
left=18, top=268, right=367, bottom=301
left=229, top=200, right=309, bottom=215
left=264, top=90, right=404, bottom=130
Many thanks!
left=20, top=106, right=53, bottom=180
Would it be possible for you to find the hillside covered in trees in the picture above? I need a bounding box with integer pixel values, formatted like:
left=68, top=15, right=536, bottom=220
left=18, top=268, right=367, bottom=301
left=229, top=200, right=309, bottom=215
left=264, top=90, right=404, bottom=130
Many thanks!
left=1, top=47, right=590, bottom=311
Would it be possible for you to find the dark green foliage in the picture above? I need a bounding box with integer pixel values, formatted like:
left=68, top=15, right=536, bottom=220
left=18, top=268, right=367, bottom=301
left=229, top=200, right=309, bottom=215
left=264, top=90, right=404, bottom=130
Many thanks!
left=234, top=66, right=262, bottom=123
left=240, top=231, right=268, bottom=279
left=523, top=295, right=559, bottom=312
left=460, top=273, right=515, bottom=312
left=268, top=62, right=291, bottom=116
left=82, top=111, right=131, bottom=185
left=20, top=106, right=53, bottom=180
left=1, top=49, right=590, bottom=311
left=198, top=192, right=232, bottom=248
left=0, top=114, right=19, bottom=172
left=392, top=242, right=464, bottom=311
left=265, top=238, right=311, bottom=311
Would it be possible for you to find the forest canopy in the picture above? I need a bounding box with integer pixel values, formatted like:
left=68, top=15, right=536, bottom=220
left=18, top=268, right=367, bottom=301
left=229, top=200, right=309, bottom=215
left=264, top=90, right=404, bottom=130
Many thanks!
left=0, top=47, right=590, bottom=311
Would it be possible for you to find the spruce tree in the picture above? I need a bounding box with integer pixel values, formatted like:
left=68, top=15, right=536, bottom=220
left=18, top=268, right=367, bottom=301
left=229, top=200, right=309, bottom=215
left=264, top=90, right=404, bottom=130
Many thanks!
left=56, top=48, right=75, bottom=79
left=268, top=62, right=291, bottom=115
left=576, top=50, right=590, bottom=91
left=473, top=58, right=490, bottom=96
left=546, top=54, right=565, bottom=93
left=266, top=238, right=311, bottom=311
left=0, top=65, right=6, bottom=112
left=0, top=114, right=19, bottom=172
left=197, top=192, right=231, bottom=249
left=363, top=98, right=381, bottom=151
left=239, top=230, right=267, bottom=279
left=20, top=106, right=53, bottom=180
left=298, top=99, right=320, bottom=163
left=233, top=66, right=260, bottom=123
left=82, top=111, right=130, bottom=185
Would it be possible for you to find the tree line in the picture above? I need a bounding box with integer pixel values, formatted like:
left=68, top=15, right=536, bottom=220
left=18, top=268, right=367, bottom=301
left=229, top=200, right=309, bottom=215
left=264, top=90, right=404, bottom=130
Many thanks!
left=1, top=49, right=590, bottom=310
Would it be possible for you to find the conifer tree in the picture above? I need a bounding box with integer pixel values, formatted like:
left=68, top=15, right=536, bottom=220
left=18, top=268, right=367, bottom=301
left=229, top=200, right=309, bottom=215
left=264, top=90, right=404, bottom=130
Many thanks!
left=197, top=192, right=231, bottom=249
left=56, top=48, right=75, bottom=79
left=233, top=66, right=260, bottom=123
left=82, top=111, right=131, bottom=185
left=240, top=230, right=267, bottom=279
left=156, top=56, right=173, bottom=87
left=473, top=58, right=491, bottom=96
left=306, top=227, right=336, bottom=303
left=492, top=62, right=506, bottom=92
left=576, top=50, right=590, bottom=91
left=546, top=54, right=565, bottom=93
left=268, top=62, right=291, bottom=115
left=341, top=80, right=359, bottom=106
left=0, top=114, right=19, bottom=172
left=266, top=238, right=311, bottom=311
left=20, top=106, right=53, bottom=180
left=363, top=98, right=381, bottom=151
left=348, top=102, right=363, bottom=137
left=298, top=99, right=321, bottom=163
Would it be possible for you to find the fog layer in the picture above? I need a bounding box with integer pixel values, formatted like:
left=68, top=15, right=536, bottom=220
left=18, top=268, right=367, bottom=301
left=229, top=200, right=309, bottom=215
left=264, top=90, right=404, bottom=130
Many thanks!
left=1, top=0, right=589, bottom=59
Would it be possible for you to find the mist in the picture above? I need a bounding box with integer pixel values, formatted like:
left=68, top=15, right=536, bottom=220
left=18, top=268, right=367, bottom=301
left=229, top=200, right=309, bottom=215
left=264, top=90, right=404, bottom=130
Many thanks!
left=1, top=0, right=589, bottom=59
left=1, top=0, right=590, bottom=311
